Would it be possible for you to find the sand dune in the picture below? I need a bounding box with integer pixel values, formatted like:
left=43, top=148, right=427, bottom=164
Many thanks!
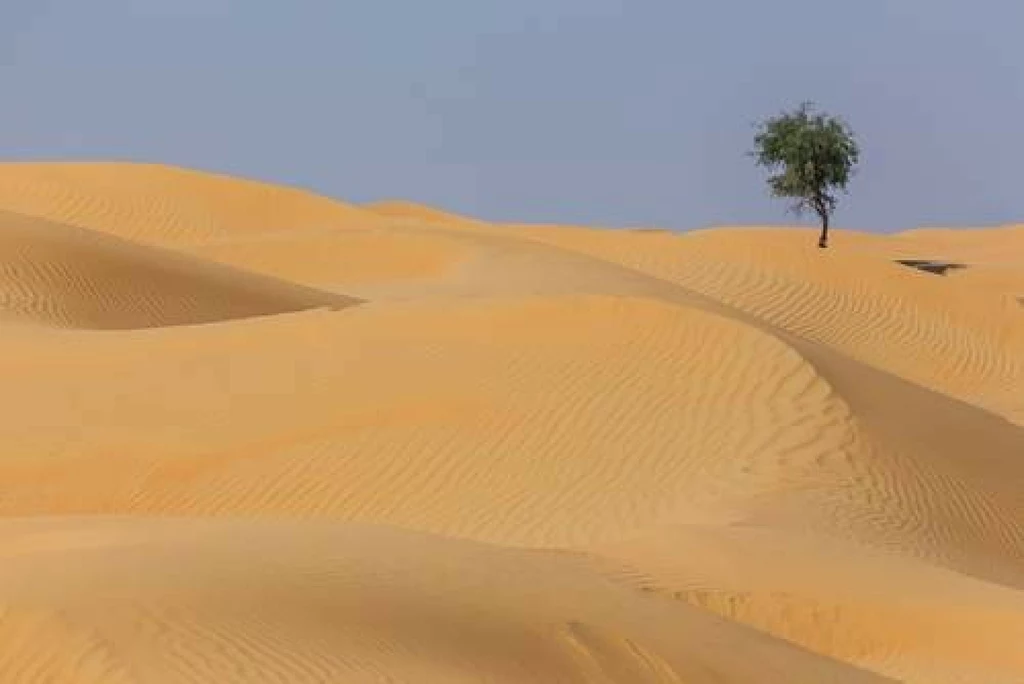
left=0, top=163, right=1020, bottom=682
left=0, top=209, right=353, bottom=329
left=0, top=518, right=887, bottom=684
left=0, top=163, right=378, bottom=246
left=594, top=525, right=1024, bottom=682
left=514, top=225, right=1024, bottom=423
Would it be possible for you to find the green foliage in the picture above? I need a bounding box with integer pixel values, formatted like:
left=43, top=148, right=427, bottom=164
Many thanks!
left=752, top=102, right=859, bottom=224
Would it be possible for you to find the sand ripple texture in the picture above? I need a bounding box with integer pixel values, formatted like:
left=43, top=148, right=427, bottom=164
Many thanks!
left=0, top=163, right=1021, bottom=683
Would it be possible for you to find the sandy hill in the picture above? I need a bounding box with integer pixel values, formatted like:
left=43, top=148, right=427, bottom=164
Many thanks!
left=0, top=162, right=1021, bottom=683
left=0, top=208, right=353, bottom=329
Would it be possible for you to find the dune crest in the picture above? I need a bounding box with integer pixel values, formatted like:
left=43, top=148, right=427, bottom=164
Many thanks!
left=0, top=163, right=1020, bottom=683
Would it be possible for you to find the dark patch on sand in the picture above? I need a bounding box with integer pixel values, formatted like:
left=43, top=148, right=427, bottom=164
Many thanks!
left=895, top=259, right=967, bottom=276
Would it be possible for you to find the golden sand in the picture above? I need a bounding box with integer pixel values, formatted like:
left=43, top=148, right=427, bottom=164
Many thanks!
left=0, top=162, right=1020, bottom=682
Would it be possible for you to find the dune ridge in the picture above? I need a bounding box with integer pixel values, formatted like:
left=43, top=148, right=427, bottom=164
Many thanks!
left=0, top=163, right=380, bottom=246
left=0, top=163, right=1020, bottom=682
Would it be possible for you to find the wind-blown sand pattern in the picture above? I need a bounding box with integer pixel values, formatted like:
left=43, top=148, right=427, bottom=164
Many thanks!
left=0, top=163, right=1021, bottom=683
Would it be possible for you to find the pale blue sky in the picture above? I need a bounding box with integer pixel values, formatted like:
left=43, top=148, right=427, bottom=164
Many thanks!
left=0, top=1, right=1021, bottom=230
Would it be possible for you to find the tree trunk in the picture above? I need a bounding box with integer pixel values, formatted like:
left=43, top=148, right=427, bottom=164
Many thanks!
left=818, top=212, right=829, bottom=249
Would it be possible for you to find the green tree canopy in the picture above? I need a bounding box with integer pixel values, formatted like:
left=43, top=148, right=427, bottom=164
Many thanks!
left=752, top=102, right=859, bottom=248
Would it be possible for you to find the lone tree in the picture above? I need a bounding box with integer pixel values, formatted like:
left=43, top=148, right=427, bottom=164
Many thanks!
left=752, top=102, right=859, bottom=248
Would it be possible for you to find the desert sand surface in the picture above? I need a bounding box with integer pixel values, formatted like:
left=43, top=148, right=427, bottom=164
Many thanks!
left=0, top=162, right=1021, bottom=682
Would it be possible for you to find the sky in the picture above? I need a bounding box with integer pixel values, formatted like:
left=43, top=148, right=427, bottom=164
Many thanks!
left=0, top=1, right=1022, bottom=231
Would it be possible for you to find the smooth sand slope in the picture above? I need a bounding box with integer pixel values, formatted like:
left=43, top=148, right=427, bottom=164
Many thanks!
left=0, top=162, right=1021, bottom=682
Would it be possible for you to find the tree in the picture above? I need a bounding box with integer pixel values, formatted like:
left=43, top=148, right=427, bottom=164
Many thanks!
left=751, top=102, right=859, bottom=248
